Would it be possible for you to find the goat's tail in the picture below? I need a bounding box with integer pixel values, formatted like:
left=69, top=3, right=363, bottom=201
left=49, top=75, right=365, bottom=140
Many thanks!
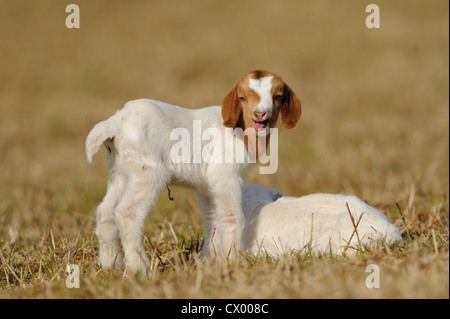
left=85, top=115, right=119, bottom=164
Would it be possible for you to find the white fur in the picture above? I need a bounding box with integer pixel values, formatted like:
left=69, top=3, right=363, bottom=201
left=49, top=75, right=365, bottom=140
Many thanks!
left=241, top=183, right=402, bottom=257
left=86, top=99, right=255, bottom=273
left=248, top=76, right=274, bottom=116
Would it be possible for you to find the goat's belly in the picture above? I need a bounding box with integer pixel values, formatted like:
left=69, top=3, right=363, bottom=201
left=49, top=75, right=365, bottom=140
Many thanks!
left=168, top=163, right=209, bottom=190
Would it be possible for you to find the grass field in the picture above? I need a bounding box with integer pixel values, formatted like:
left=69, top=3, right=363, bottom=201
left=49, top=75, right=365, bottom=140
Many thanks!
left=0, top=0, right=448, bottom=299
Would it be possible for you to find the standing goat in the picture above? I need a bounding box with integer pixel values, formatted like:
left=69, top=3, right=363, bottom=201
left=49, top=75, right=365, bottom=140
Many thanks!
left=85, top=71, right=301, bottom=273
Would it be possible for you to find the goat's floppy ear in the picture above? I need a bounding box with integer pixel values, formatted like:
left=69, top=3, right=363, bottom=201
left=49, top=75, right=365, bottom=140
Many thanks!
left=222, top=84, right=241, bottom=128
left=281, top=84, right=302, bottom=129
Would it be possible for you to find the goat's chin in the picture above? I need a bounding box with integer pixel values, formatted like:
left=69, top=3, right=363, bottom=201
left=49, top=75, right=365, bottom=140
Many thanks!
left=255, top=126, right=270, bottom=137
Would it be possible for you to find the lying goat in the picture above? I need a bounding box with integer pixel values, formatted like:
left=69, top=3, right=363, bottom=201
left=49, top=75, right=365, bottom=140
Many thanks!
left=240, top=183, right=402, bottom=256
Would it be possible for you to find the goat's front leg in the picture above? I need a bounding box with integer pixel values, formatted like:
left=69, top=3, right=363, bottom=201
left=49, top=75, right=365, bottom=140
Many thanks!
left=208, top=178, right=244, bottom=260
left=197, top=192, right=217, bottom=259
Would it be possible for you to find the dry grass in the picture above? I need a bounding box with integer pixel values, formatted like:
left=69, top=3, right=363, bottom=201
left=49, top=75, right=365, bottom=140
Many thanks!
left=0, top=0, right=448, bottom=299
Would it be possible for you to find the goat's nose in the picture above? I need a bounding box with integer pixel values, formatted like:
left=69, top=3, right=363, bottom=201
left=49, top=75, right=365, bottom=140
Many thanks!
left=254, top=111, right=267, bottom=120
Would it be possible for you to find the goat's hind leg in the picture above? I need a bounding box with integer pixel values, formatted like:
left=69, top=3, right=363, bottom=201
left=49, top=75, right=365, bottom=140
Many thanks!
left=96, top=172, right=126, bottom=269
left=115, top=167, right=167, bottom=274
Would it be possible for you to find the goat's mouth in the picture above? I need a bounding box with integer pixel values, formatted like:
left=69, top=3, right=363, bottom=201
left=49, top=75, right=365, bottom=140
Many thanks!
left=253, top=119, right=270, bottom=130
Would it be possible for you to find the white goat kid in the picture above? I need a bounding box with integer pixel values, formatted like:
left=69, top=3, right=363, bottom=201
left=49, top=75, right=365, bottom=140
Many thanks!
left=241, top=183, right=402, bottom=257
left=85, top=71, right=302, bottom=273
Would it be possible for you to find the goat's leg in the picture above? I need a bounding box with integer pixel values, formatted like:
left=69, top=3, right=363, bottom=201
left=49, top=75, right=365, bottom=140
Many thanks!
left=197, top=192, right=218, bottom=259
left=96, top=172, right=126, bottom=269
left=209, top=179, right=244, bottom=260
left=115, top=168, right=167, bottom=274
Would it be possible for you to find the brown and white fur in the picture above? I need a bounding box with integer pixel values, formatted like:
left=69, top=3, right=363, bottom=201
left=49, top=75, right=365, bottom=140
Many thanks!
left=85, top=70, right=301, bottom=273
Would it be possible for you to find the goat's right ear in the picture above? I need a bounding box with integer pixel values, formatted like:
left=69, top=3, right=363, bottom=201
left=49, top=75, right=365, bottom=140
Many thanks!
left=222, top=84, right=241, bottom=128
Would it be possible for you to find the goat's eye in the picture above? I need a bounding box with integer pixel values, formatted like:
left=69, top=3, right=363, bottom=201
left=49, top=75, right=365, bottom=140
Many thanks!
left=239, top=97, right=246, bottom=102
left=274, top=95, right=283, bottom=101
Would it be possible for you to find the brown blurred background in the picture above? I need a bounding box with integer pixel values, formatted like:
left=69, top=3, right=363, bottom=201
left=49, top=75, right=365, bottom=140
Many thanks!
left=0, top=0, right=448, bottom=231
left=0, top=0, right=448, bottom=297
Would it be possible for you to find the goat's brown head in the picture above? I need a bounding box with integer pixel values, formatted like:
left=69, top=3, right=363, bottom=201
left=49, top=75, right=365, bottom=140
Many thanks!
left=222, top=70, right=302, bottom=132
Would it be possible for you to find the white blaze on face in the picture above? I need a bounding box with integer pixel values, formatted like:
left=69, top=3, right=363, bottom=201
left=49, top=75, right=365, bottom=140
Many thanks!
left=248, top=76, right=274, bottom=118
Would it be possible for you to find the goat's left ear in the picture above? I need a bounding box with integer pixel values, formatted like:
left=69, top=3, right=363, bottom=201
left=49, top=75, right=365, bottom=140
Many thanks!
left=222, top=84, right=241, bottom=128
left=281, top=84, right=302, bottom=129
